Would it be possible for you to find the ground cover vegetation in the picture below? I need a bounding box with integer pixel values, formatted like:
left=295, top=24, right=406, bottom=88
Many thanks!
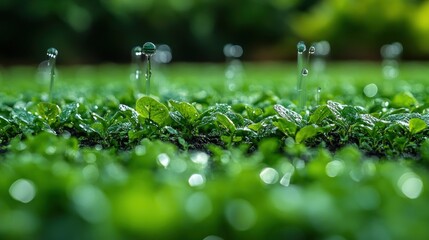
left=1, top=59, right=429, bottom=239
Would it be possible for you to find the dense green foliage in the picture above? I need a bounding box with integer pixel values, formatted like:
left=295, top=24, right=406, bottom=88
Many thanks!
left=1, top=63, right=429, bottom=239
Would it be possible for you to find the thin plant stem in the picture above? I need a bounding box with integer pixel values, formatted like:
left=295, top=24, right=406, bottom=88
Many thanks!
left=48, top=59, right=55, bottom=101
left=146, top=56, right=152, bottom=96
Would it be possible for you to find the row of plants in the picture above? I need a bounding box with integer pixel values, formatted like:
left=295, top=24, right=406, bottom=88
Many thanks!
left=1, top=91, right=429, bottom=162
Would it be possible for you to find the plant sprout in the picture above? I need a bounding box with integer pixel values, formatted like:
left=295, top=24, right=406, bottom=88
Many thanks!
left=142, top=42, right=157, bottom=95
left=296, top=42, right=316, bottom=110
left=46, top=47, right=58, bottom=101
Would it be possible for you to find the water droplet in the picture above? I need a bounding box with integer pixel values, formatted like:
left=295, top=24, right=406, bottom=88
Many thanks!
left=280, top=172, right=293, bottom=187
left=224, top=44, right=243, bottom=58
left=314, top=41, right=330, bottom=56
left=259, top=167, right=279, bottom=184
left=397, top=172, right=423, bottom=199
left=190, top=152, right=209, bottom=166
left=142, top=42, right=157, bottom=56
left=46, top=48, right=58, bottom=59
left=325, top=160, right=344, bottom=177
left=157, top=153, right=170, bottom=168
left=225, top=199, right=257, bottom=231
left=381, top=42, right=403, bottom=59
left=132, top=46, right=142, bottom=57
left=301, top=68, right=309, bottom=76
left=309, top=45, right=316, bottom=54
left=188, top=173, right=205, bottom=187
left=297, top=41, right=306, bottom=54
left=153, top=44, right=172, bottom=63
left=9, top=179, right=37, bottom=203
left=135, top=145, right=146, bottom=156
left=363, top=83, right=378, bottom=98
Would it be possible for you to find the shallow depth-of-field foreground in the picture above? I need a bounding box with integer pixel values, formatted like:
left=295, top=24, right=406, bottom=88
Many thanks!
left=1, top=62, right=429, bottom=239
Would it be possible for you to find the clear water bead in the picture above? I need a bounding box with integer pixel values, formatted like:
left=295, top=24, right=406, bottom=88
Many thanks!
left=297, top=41, right=306, bottom=54
left=132, top=46, right=142, bottom=57
left=142, top=42, right=156, bottom=56
left=47, top=48, right=58, bottom=59
left=309, top=45, right=316, bottom=54
left=301, top=68, right=309, bottom=76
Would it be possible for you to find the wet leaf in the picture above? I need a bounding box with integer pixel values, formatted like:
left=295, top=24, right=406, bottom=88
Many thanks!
left=309, top=105, right=331, bottom=124
left=273, top=104, right=302, bottom=126
left=216, top=113, right=236, bottom=133
left=392, top=92, right=418, bottom=108
left=409, top=118, right=427, bottom=134
left=136, top=96, right=169, bottom=126
left=169, top=100, right=199, bottom=123
left=295, top=124, right=321, bottom=144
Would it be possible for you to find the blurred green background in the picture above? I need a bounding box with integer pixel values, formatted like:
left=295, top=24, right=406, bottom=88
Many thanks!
left=1, top=0, right=429, bottom=64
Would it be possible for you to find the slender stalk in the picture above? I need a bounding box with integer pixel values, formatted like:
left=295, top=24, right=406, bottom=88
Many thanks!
left=146, top=56, right=152, bottom=96
left=316, top=87, right=321, bottom=105
left=142, top=42, right=156, bottom=96
left=296, top=41, right=306, bottom=111
left=46, top=48, right=58, bottom=102
left=48, top=58, right=55, bottom=101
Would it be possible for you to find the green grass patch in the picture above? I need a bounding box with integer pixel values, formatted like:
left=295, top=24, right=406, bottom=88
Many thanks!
left=1, top=62, right=429, bottom=239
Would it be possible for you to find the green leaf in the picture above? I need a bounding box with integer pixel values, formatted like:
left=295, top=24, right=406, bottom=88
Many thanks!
left=273, top=104, right=302, bottom=126
left=59, top=103, right=79, bottom=123
left=245, top=105, right=263, bottom=120
left=0, top=116, right=10, bottom=128
left=169, top=100, right=199, bottom=123
left=216, top=113, right=236, bottom=133
left=37, top=102, right=61, bottom=124
left=248, top=122, right=262, bottom=132
left=169, top=111, right=186, bottom=126
left=136, top=96, right=169, bottom=126
left=273, top=118, right=297, bottom=136
left=295, top=125, right=320, bottom=144
left=12, top=108, right=36, bottom=125
left=309, top=105, right=331, bottom=124
left=409, top=118, right=427, bottom=134
left=392, top=92, right=418, bottom=108
left=119, top=104, right=139, bottom=124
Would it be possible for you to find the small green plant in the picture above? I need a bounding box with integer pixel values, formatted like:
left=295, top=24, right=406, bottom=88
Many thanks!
left=142, top=42, right=157, bottom=95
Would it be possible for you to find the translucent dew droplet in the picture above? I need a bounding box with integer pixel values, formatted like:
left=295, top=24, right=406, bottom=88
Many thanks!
left=47, top=48, right=58, bottom=59
left=259, top=167, right=279, bottom=184
left=363, top=83, right=378, bottom=98
left=297, top=41, right=306, bottom=54
left=132, top=46, right=142, bottom=57
left=142, top=42, right=157, bottom=56
left=309, top=45, right=316, bottom=54
left=301, top=68, right=309, bottom=76
left=9, top=179, right=37, bottom=203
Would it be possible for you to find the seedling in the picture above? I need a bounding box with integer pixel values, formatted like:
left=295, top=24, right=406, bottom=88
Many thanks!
left=142, top=42, right=157, bottom=95
left=296, top=41, right=314, bottom=111
left=131, top=46, right=143, bottom=93
left=46, top=47, right=58, bottom=101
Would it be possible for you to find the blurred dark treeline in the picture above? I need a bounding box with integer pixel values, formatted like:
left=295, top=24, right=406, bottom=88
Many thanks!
left=1, top=0, right=429, bottom=64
